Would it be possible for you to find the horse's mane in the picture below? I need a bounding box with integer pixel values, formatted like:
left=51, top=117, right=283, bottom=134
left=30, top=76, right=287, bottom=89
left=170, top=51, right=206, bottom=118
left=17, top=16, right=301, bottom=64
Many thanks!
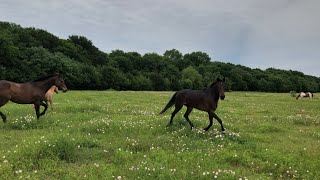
left=32, top=73, right=60, bottom=82
left=200, top=81, right=218, bottom=91
left=209, top=81, right=218, bottom=88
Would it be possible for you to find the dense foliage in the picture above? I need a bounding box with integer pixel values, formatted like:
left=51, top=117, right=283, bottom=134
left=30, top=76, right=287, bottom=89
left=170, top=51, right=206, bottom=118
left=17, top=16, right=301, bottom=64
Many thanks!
left=1, top=21, right=319, bottom=92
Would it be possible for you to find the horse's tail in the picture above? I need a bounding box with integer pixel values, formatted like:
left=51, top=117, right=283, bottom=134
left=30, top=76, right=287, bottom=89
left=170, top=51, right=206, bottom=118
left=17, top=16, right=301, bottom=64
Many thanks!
left=159, top=92, right=177, bottom=114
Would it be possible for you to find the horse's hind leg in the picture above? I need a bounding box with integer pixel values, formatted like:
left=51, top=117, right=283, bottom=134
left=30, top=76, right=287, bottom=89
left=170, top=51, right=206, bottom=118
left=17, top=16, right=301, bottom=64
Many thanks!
left=184, top=106, right=194, bottom=130
left=212, top=112, right=225, bottom=132
left=34, top=103, right=41, bottom=119
left=40, top=101, right=48, bottom=116
left=204, top=112, right=214, bottom=131
left=0, top=98, right=9, bottom=123
left=167, top=104, right=183, bottom=126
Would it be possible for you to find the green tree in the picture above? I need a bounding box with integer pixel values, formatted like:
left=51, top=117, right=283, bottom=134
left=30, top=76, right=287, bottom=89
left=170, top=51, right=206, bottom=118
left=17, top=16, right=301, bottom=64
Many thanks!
left=181, top=66, right=203, bottom=89
left=1, top=21, right=320, bottom=92
left=100, top=66, right=129, bottom=90
left=149, top=72, right=170, bottom=91
left=164, top=49, right=183, bottom=61
left=183, top=51, right=210, bottom=66
left=130, top=74, right=152, bottom=90
left=229, top=68, right=248, bottom=91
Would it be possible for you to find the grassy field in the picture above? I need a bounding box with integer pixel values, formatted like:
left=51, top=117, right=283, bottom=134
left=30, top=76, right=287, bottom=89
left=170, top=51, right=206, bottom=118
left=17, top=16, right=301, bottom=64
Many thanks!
left=0, top=91, right=319, bottom=179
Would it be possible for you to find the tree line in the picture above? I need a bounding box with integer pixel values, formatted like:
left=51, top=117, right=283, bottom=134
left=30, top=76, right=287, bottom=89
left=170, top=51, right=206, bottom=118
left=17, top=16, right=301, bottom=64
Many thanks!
left=1, top=21, right=319, bottom=92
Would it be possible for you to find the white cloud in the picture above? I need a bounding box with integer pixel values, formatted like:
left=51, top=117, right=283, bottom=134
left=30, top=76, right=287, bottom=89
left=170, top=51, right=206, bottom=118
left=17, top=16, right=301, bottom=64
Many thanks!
left=0, top=0, right=319, bottom=76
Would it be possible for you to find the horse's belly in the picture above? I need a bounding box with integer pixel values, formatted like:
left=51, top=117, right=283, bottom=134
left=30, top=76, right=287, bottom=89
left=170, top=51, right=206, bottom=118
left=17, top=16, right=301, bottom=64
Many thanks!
left=10, top=93, right=37, bottom=104
left=185, top=97, right=215, bottom=112
left=194, top=105, right=216, bottom=112
left=10, top=97, right=33, bottom=104
left=194, top=106, right=207, bottom=111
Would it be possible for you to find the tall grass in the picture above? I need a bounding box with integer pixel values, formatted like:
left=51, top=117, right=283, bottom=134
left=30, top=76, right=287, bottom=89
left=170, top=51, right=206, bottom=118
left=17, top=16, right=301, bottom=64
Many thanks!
left=0, top=91, right=319, bottom=179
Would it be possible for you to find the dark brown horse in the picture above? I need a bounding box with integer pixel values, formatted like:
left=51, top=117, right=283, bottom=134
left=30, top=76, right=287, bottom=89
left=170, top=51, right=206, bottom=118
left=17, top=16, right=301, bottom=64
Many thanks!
left=0, top=73, right=68, bottom=122
left=160, top=77, right=226, bottom=132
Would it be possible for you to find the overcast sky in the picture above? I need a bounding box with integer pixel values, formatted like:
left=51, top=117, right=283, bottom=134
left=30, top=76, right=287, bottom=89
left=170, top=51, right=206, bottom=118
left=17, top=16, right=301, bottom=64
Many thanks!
left=1, top=0, right=319, bottom=77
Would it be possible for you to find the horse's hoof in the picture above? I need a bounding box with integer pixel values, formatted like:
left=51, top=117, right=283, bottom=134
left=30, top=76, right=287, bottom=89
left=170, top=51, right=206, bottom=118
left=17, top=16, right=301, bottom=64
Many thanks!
left=222, top=130, right=226, bottom=134
left=203, top=128, right=209, bottom=131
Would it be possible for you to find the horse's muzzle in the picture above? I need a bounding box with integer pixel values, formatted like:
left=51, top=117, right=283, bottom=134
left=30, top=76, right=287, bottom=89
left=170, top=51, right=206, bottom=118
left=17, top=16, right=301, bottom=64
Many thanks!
left=62, top=89, right=68, bottom=93
left=220, top=95, right=225, bottom=100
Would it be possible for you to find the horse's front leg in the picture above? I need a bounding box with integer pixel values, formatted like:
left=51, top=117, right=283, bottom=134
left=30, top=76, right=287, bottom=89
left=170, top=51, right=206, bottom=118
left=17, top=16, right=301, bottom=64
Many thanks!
left=34, top=103, right=41, bottom=119
left=40, top=101, right=48, bottom=116
left=204, top=111, right=214, bottom=131
left=212, top=112, right=225, bottom=132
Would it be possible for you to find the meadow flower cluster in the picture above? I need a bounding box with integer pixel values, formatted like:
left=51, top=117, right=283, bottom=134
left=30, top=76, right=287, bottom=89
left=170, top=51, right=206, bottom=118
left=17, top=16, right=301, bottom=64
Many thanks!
left=7, top=114, right=36, bottom=129
left=202, top=169, right=236, bottom=178
left=1, top=91, right=319, bottom=179
left=80, top=117, right=112, bottom=134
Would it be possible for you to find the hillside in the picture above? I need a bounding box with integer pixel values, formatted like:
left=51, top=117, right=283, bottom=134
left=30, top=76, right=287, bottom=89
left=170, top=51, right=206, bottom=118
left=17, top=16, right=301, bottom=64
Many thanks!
left=1, top=21, right=319, bottom=92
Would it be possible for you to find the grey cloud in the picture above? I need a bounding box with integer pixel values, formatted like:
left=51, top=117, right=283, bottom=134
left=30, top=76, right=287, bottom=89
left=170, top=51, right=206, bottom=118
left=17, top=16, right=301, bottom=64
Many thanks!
left=239, top=0, right=320, bottom=76
left=0, top=0, right=319, bottom=76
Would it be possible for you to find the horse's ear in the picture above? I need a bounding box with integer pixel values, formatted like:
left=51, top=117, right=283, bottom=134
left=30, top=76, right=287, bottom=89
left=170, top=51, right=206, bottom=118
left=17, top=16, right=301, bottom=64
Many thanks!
left=223, top=77, right=226, bottom=82
left=217, top=77, right=221, bottom=82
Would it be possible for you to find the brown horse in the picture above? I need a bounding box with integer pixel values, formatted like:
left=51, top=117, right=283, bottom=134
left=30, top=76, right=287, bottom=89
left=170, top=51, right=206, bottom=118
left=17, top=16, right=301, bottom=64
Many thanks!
left=160, top=77, right=226, bottom=132
left=45, top=85, right=59, bottom=111
left=0, top=73, right=68, bottom=122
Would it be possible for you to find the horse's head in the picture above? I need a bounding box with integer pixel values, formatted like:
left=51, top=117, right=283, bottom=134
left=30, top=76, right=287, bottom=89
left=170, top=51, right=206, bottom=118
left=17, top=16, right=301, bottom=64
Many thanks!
left=53, top=74, right=68, bottom=92
left=213, top=77, right=226, bottom=100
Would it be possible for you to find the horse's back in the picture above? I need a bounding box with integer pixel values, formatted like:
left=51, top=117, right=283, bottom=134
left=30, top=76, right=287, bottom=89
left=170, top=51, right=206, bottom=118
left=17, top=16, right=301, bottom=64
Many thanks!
left=297, top=92, right=306, bottom=99
left=176, top=89, right=203, bottom=99
left=0, top=80, right=12, bottom=96
left=176, top=89, right=211, bottom=110
left=307, top=92, right=313, bottom=98
left=0, top=80, right=12, bottom=86
left=2, top=81, right=40, bottom=103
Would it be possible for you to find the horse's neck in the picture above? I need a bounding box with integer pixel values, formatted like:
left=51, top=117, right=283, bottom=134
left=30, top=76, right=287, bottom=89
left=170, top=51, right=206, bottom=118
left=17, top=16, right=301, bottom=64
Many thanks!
left=32, top=78, right=55, bottom=93
left=206, top=86, right=219, bottom=102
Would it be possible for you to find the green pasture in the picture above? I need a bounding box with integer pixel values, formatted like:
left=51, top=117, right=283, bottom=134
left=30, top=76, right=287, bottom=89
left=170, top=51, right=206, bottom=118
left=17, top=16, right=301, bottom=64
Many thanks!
left=0, top=91, right=319, bottom=179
